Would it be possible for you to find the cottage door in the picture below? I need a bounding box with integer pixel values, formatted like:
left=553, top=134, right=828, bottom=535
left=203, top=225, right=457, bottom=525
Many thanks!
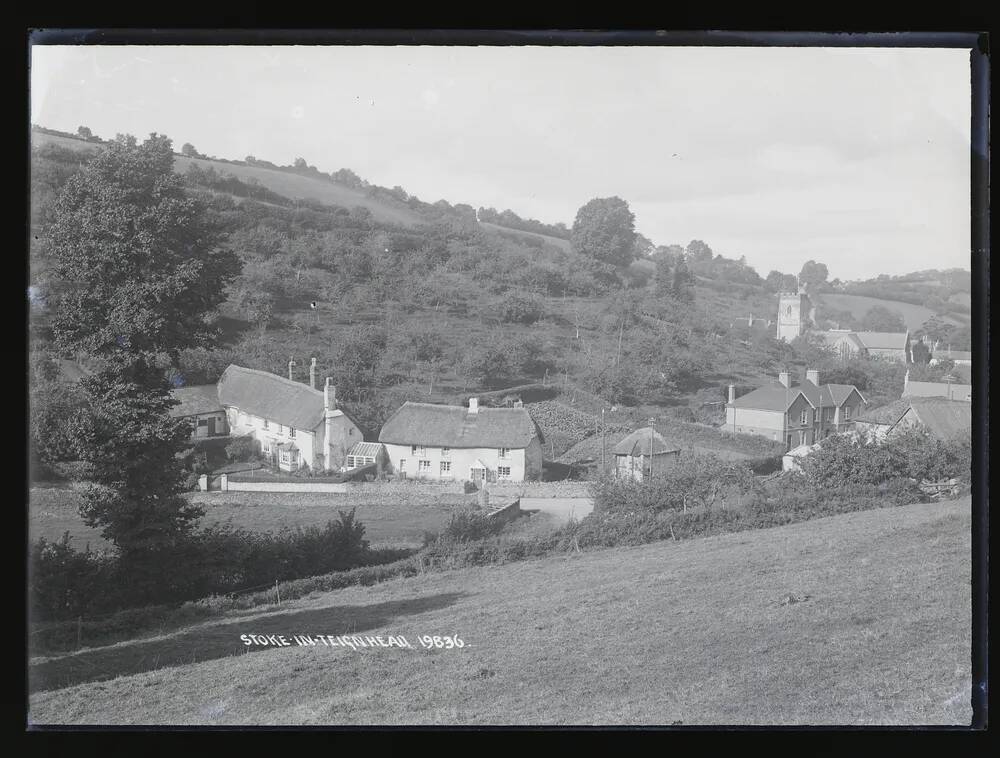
left=471, top=467, right=484, bottom=484
left=207, top=417, right=216, bottom=436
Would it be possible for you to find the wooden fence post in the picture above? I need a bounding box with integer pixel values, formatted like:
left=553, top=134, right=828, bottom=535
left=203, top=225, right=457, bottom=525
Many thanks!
left=275, top=580, right=281, bottom=606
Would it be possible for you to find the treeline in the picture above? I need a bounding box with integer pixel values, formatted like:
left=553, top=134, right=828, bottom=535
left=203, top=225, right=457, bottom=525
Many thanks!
left=477, top=207, right=570, bottom=239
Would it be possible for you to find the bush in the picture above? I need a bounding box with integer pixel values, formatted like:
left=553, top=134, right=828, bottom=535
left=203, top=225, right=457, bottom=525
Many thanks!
left=225, top=435, right=259, bottom=463
left=497, top=292, right=544, bottom=324
left=423, top=511, right=507, bottom=547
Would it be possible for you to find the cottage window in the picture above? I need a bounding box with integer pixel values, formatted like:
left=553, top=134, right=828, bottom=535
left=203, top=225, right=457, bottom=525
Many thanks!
left=197, top=419, right=208, bottom=427
left=498, top=466, right=511, bottom=478
left=346, top=456, right=356, bottom=468
left=278, top=424, right=284, bottom=435
left=411, top=445, right=418, bottom=455
left=418, top=460, right=431, bottom=472
left=800, top=410, right=808, bottom=425
left=844, top=406, right=851, bottom=420
left=289, top=427, right=296, bottom=438
left=263, top=418, right=269, bottom=430
left=441, top=447, right=450, bottom=458
left=440, top=461, right=451, bottom=474
left=399, top=459, right=406, bottom=473
left=499, top=448, right=510, bottom=459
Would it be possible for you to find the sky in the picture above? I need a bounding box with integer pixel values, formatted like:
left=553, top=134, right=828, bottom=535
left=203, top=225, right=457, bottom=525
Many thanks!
left=30, top=45, right=972, bottom=280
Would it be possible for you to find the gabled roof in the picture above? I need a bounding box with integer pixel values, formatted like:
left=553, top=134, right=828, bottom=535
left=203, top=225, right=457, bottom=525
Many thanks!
left=854, top=331, right=910, bottom=351
left=217, top=365, right=327, bottom=430
left=817, top=330, right=866, bottom=351
left=378, top=401, right=541, bottom=449
left=613, top=427, right=681, bottom=457
left=169, top=384, right=223, bottom=417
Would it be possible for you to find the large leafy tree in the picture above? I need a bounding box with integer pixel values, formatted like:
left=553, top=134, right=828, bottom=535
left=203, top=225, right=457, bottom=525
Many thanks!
left=43, top=133, right=239, bottom=556
left=570, top=196, right=637, bottom=267
left=798, top=259, right=829, bottom=290
left=859, top=305, right=906, bottom=332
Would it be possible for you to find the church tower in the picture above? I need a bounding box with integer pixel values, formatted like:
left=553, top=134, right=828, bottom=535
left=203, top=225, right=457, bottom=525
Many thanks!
left=776, top=286, right=813, bottom=342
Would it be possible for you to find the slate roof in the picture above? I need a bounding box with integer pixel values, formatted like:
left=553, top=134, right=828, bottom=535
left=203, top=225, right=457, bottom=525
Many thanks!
left=612, top=427, right=681, bottom=457
left=217, top=365, right=327, bottom=430
left=728, top=382, right=808, bottom=412
left=854, top=331, right=910, bottom=351
left=378, top=401, right=541, bottom=448
left=730, top=378, right=864, bottom=413
left=169, top=384, right=223, bottom=417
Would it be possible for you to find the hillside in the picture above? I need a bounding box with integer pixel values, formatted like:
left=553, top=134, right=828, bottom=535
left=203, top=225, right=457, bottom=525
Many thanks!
left=32, top=131, right=426, bottom=228
left=29, top=497, right=971, bottom=725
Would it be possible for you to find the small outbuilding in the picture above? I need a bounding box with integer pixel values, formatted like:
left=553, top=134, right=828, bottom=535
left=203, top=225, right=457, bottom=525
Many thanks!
left=612, top=427, right=681, bottom=482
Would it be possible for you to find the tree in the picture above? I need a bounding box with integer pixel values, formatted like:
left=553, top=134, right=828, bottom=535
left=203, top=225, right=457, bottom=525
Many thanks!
left=570, top=197, right=637, bottom=267
left=686, top=240, right=713, bottom=264
left=43, top=133, right=239, bottom=557
left=911, top=340, right=931, bottom=364
left=294, top=157, right=308, bottom=170
left=764, top=270, right=786, bottom=292
left=633, top=233, right=654, bottom=258
left=780, top=273, right=799, bottom=291
left=798, top=260, right=829, bottom=290
left=859, top=305, right=906, bottom=332
left=654, top=257, right=673, bottom=298
left=76, top=125, right=93, bottom=140
left=671, top=254, right=695, bottom=302
left=181, top=142, right=200, bottom=158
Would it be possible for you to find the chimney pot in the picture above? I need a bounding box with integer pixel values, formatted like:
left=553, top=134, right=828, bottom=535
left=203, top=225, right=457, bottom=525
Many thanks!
left=778, top=371, right=791, bottom=388
left=468, top=398, right=479, bottom=414
left=324, top=377, right=335, bottom=411
left=727, top=384, right=736, bottom=403
left=288, top=356, right=296, bottom=381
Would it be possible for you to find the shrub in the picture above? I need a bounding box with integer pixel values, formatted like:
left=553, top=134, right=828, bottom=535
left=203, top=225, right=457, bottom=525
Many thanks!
left=497, top=292, right=544, bottom=324
left=225, top=435, right=259, bottom=463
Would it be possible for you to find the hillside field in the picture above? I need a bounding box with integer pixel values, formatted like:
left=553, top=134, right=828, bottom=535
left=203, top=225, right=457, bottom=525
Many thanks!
left=29, top=497, right=971, bottom=726
left=816, top=293, right=964, bottom=331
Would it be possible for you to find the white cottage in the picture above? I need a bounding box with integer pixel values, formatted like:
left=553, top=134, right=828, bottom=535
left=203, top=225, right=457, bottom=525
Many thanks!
left=217, top=363, right=364, bottom=472
left=377, top=398, right=544, bottom=484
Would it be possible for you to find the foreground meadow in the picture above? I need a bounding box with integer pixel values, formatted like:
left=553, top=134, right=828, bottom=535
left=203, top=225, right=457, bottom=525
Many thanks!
left=29, top=497, right=971, bottom=726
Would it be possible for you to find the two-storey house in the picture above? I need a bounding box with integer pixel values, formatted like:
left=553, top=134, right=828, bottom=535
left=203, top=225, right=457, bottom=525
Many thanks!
left=217, top=362, right=364, bottom=472
left=377, top=398, right=544, bottom=483
left=725, top=369, right=867, bottom=450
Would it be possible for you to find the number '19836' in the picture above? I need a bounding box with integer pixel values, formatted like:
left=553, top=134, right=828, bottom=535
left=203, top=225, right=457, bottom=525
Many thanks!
left=417, top=635, right=465, bottom=649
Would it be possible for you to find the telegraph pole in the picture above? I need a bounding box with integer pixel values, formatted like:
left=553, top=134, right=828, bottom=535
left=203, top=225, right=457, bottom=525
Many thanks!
left=601, top=407, right=606, bottom=474
left=648, top=417, right=655, bottom=482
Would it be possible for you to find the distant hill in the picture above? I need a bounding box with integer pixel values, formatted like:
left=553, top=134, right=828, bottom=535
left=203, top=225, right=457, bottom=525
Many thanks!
left=815, top=293, right=965, bottom=332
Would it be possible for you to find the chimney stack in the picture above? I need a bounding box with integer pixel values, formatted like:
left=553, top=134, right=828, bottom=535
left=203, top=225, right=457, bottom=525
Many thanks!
left=310, top=357, right=317, bottom=389
left=806, top=369, right=820, bottom=386
left=288, top=356, right=296, bottom=381
left=468, top=397, right=479, bottom=414
left=727, top=384, right=736, bottom=403
left=778, top=371, right=791, bottom=388
left=324, top=377, right=336, bottom=411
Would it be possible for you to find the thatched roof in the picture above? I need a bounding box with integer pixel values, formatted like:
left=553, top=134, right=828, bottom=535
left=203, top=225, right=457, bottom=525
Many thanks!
left=613, top=427, right=681, bottom=457
left=217, top=365, right=326, bottom=430
left=378, top=401, right=540, bottom=448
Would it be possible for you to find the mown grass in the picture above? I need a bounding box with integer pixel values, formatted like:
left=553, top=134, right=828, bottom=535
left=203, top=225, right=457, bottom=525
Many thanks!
left=29, top=497, right=971, bottom=726
left=30, top=487, right=476, bottom=551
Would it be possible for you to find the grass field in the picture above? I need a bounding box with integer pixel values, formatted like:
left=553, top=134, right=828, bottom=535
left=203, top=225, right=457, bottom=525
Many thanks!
left=29, top=497, right=971, bottom=725
left=30, top=486, right=475, bottom=551
left=816, top=294, right=963, bottom=331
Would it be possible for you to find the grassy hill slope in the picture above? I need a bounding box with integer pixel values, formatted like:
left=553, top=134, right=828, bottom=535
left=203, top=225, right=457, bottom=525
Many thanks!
left=32, top=131, right=425, bottom=228
left=816, top=293, right=965, bottom=331
left=29, top=497, right=971, bottom=726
